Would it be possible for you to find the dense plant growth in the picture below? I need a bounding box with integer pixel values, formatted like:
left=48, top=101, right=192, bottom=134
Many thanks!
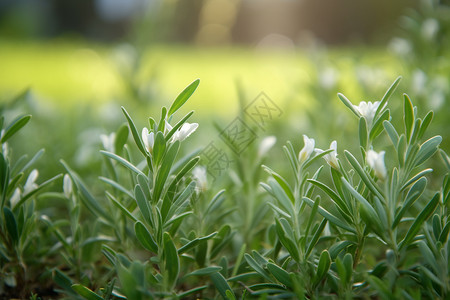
left=0, top=76, right=449, bottom=299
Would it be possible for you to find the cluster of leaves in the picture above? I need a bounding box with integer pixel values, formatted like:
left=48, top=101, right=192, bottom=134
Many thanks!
left=1, top=77, right=449, bottom=299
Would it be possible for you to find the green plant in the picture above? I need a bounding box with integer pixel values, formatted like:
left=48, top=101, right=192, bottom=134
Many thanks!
left=0, top=104, right=61, bottom=297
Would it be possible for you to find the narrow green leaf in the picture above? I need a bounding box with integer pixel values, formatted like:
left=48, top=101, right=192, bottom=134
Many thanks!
left=19, top=148, right=45, bottom=174
left=164, top=181, right=194, bottom=223
left=154, top=141, right=179, bottom=202
left=302, top=197, right=355, bottom=233
left=409, top=119, right=421, bottom=146
left=53, top=269, right=74, bottom=293
left=403, top=94, right=414, bottom=142
left=335, top=257, right=347, bottom=285
left=399, top=193, right=440, bottom=250
left=226, top=289, right=237, bottom=300
left=187, top=266, right=223, bottom=277
left=359, top=117, right=368, bottom=150
left=376, top=76, right=401, bottom=116
left=400, top=169, right=432, bottom=191
left=344, top=151, right=384, bottom=199
left=307, top=179, right=352, bottom=220
left=164, top=232, right=180, bottom=289
left=417, top=111, right=433, bottom=140
left=432, top=214, right=441, bottom=240
left=343, top=253, right=353, bottom=282
left=13, top=173, right=62, bottom=211
left=415, top=136, right=442, bottom=166
left=210, top=272, right=234, bottom=300
left=262, top=165, right=295, bottom=203
left=370, top=109, right=390, bottom=141
left=71, top=284, right=103, bottom=300
left=267, top=178, right=295, bottom=217
left=438, top=220, right=450, bottom=244
left=178, top=232, right=217, bottom=254
left=152, top=131, right=166, bottom=167
left=267, top=263, right=292, bottom=288
left=114, top=123, right=129, bottom=155
left=1, top=115, right=31, bottom=143
left=3, top=207, right=18, bottom=244
left=99, top=176, right=133, bottom=198
left=168, top=79, right=200, bottom=116
left=341, top=177, right=382, bottom=234
left=177, top=285, right=208, bottom=299
left=166, top=156, right=199, bottom=198
left=100, top=150, right=145, bottom=177
left=165, top=111, right=195, bottom=141
left=329, top=241, right=354, bottom=259
left=135, top=221, right=158, bottom=253
left=157, top=106, right=168, bottom=133
left=275, top=219, right=300, bottom=262
left=64, top=160, right=113, bottom=223
left=105, top=192, right=137, bottom=222
left=244, top=253, right=272, bottom=282
left=134, top=184, right=152, bottom=226
left=205, top=189, right=226, bottom=216
left=121, top=106, right=147, bottom=156
left=337, top=93, right=360, bottom=117
left=305, top=219, right=327, bottom=258
left=282, top=143, right=298, bottom=175
left=383, top=120, right=399, bottom=147
left=314, top=250, right=331, bottom=285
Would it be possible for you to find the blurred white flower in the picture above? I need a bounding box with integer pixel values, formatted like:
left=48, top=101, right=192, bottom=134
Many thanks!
left=388, top=37, right=412, bottom=56
left=10, top=188, right=21, bottom=209
left=24, top=169, right=39, bottom=194
left=421, top=18, right=439, bottom=40
left=171, top=123, right=198, bottom=142
left=63, top=174, right=73, bottom=199
left=315, top=141, right=339, bottom=169
left=142, top=127, right=155, bottom=153
left=298, top=135, right=315, bottom=163
left=192, top=166, right=208, bottom=192
left=258, top=136, right=276, bottom=157
left=367, top=150, right=387, bottom=180
left=100, top=132, right=116, bottom=152
left=319, top=67, right=337, bottom=90
left=412, top=69, right=427, bottom=95
left=353, top=101, right=381, bottom=127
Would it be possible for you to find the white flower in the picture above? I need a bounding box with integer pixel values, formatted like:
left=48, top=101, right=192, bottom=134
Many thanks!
left=63, top=174, right=73, bottom=198
left=315, top=141, right=339, bottom=169
left=100, top=132, right=116, bottom=152
left=388, top=37, right=411, bottom=56
left=192, top=166, right=208, bottom=192
left=319, top=67, right=337, bottom=90
left=171, top=122, right=198, bottom=142
left=412, top=69, right=427, bottom=95
left=142, top=127, right=155, bottom=153
left=367, top=150, right=387, bottom=180
left=421, top=18, right=439, bottom=41
left=10, top=188, right=21, bottom=209
left=258, top=136, right=276, bottom=157
left=353, top=101, right=381, bottom=127
left=24, top=169, right=39, bottom=194
left=298, top=135, right=315, bottom=163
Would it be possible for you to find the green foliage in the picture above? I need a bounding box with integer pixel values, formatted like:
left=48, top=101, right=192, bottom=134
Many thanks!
left=1, top=74, right=449, bottom=299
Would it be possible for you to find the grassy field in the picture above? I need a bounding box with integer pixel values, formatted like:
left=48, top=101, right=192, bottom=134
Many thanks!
left=0, top=40, right=403, bottom=116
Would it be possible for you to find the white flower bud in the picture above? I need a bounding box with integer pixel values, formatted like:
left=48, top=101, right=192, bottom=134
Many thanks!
left=298, top=135, right=315, bottom=163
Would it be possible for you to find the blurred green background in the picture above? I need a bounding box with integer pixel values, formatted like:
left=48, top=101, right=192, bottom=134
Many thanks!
left=0, top=0, right=449, bottom=180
